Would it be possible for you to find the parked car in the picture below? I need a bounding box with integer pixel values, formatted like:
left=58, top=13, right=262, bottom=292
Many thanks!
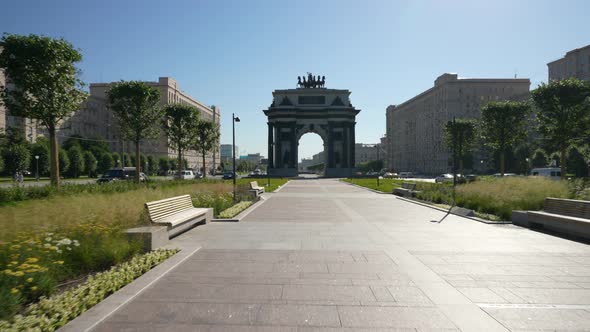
left=492, top=173, right=518, bottom=177
left=530, top=167, right=561, bottom=179
left=399, top=172, right=414, bottom=178
left=175, top=170, right=195, bottom=180
left=435, top=173, right=454, bottom=183
left=222, top=171, right=235, bottom=180
left=382, top=172, right=398, bottom=178
left=97, top=167, right=147, bottom=183
left=366, top=171, right=379, bottom=177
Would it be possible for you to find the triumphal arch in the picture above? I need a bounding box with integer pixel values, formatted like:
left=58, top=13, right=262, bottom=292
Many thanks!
left=264, top=74, right=360, bottom=177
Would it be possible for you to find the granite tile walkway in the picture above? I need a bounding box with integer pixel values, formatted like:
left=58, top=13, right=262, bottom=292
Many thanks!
left=73, top=178, right=590, bottom=331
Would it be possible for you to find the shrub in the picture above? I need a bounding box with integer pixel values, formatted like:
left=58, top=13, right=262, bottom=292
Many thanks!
left=218, top=201, right=253, bottom=218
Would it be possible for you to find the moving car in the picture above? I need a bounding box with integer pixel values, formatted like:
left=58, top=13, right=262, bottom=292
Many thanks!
left=382, top=172, right=398, bottom=178
left=399, top=172, right=414, bottom=178
left=97, top=167, right=147, bottom=183
left=435, top=173, right=454, bottom=183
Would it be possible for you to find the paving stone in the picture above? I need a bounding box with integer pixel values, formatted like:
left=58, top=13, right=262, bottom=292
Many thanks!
left=282, top=284, right=376, bottom=301
left=338, top=306, right=458, bottom=329
left=256, top=304, right=341, bottom=327
left=483, top=307, right=590, bottom=331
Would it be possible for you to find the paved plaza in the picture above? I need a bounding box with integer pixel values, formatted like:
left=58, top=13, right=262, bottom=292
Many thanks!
left=70, top=179, right=590, bottom=331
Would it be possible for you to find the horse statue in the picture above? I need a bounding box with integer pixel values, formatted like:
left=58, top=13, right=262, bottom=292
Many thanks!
left=320, top=76, right=325, bottom=88
left=297, top=76, right=302, bottom=88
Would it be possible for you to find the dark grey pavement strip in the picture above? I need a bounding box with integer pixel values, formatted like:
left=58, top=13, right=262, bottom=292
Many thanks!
left=61, top=178, right=590, bottom=331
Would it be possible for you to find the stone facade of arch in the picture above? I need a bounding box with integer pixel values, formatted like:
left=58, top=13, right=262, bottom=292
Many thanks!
left=264, top=87, right=360, bottom=177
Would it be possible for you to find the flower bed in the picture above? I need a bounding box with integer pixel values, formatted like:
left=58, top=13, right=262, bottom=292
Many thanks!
left=0, top=248, right=177, bottom=331
left=218, top=201, right=253, bottom=218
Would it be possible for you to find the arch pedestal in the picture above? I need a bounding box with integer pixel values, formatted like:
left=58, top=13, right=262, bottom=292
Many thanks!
left=264, top=87, right=360, bottom=178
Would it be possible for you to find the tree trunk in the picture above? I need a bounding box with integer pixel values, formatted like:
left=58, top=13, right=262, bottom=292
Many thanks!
left=49, top=125, right=60, bottom=188
left=560, top=148, right=566, bottom=179
left=135, top=140, right=141, bottom=183
left=459, top=159, right=464, bottom=179
left=500, top=151, right=505, bottom=176
left=202, top=148, right=207, bottom=178
left=177, top=148, right=182, bottom=181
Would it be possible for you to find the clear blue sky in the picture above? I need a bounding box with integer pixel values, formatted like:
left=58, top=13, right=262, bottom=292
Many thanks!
left=2, top=0, right=589, bottom=160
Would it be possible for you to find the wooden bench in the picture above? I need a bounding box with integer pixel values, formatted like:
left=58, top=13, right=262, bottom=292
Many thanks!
left=524, top=197, right=590, bottom=240
left=145, top=195, right=212, bottom=238
left=393, top=182, right=419, bottom=197
left=249, top=181, right=265, bottom=197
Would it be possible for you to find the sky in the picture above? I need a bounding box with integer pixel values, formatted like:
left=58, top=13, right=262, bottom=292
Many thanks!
left=2, top=0, right=589, bottom=161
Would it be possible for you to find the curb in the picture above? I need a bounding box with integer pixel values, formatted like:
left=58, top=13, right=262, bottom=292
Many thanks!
left=395, top=196, right=512, bottom=225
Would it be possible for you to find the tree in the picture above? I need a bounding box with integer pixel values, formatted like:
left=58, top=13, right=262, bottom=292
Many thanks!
left=97, top=152, right=114, bottom=175
left=111, top=152, right=121, bottom=167
left=158, top=157, right=170, bottom=175
left=531, top=149, right=548, bottom=168
left=192, top=120, right=220, bottom=178
left=480, top=101, right=530, bottom=175
left=147, top=155, right=157, bottom=175
left=443, top=118, right=477, bottom=177
left=513, top=144, right=532, bottom=175
left=84, top=151, right=97, bottom=177
left=30, top=139, right=50, bottom=176
left=121, top=152, right=131, bottom=167
left=59, top=148, right=70, bottom=176
left=67, top=145, right=85, bottom=178
left=107, top=81, right=162, bottom=182
left=162, top=104, right=200, bottom=178
left=0, top=34, right=86, bottom=188
left=0, top=154, right=4, bottom=174
left=532, top=78, right=590, bottom=178
left=566, top=145, right=589, bottom=177
left=2, top=145, right=30, bottom=177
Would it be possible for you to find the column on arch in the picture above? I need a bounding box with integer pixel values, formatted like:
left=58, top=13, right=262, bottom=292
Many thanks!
left=267, top=122, right=274, bottom=168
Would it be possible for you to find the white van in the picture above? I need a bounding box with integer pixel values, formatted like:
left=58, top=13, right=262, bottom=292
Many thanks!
left=530, top=167, right=561, bottom=179
left=175, top=170, right=195, bottom=180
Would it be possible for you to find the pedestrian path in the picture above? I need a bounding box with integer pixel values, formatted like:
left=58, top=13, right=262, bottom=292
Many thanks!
left=67, top=178, right=590, bottom=331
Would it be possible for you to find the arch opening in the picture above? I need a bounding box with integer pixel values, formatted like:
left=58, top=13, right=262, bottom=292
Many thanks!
left=298, top=132, right=325, bottom=176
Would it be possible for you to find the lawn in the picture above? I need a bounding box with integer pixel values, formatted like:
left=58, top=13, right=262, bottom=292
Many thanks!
left=342, top=178, right=404, bottom=193
left=235, top=177, right=289, bottom=193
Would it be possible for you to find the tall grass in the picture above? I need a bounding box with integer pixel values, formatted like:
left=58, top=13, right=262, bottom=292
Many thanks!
left=415, top=177, right=572, bottom=220
left=342, top=178, right=404, bottom=193
left=0, top=182, right=232, bottom=241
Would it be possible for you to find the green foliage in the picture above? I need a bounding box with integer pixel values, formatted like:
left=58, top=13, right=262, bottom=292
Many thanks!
left=30, top=141, right=50, bottom=176
left=121, top=152, right=131, bottom=167
left=356, top=160, right=384, bottom=172
left=146, top=155, right=157, bottom=175
left=513, top=144, right=532, bottom=175
left=480, top=101, right=530, bottom=174
left=218, top=201, right=253, bottom=218
left=158, top=157, right=170, bottom=173
left=236, top=160, right=257, bottom=172
left=58, top=149, right=70, bottom=175
left=162, top=104, right=201, bottom=175
left=107, top=81, right=162, bottom=182
left=0, top=248, right=176, bottom=330
left=532, top=78, right=590, bottom=176
left=193, top=120, right=220, bottom=177
left=84, top=151, right=97, bottom=177
left=566, top=145, right=588, bottom=177
left=531, top=149, right=548, bottom=168
left=97, top=152, right=114, bottom=175
left=443, top=118, right=477, bottom=175
left=67, top=146, right=85, bottom=178
left=0, top=154, right=4, bottom=174
left=111, top=152, right=121, bottom=167
left=2, top=145, right=30, bottom=175
left=0, top=34, right=87, bottom=187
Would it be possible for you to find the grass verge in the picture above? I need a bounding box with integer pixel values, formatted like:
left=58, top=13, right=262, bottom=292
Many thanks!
left=235, top=177, right=288, bottom=193
left=341, top=178, right=404, bottom=193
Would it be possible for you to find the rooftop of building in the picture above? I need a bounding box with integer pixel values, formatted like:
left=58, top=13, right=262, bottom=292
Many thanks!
left=547, top=44, right=590, bottom=65
left=387, top=73, right=530, bottom=113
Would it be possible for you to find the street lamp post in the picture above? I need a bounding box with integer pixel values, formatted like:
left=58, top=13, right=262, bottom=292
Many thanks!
left=267, top=142, right=273, bottom=187
left=35, top=155, right=39, bottom=181
left=232, top=113, right=240, bottom=201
